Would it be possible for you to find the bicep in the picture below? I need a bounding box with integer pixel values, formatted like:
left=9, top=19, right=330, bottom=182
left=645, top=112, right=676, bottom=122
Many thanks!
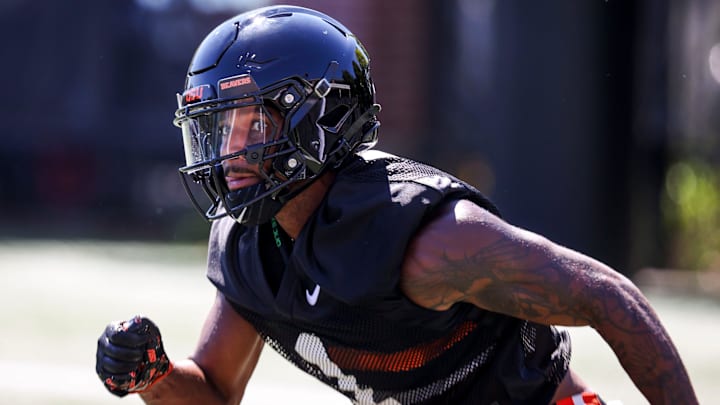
left=401, top=199, right=629, bottom=327
left=191, top=291, right=264, bottom=403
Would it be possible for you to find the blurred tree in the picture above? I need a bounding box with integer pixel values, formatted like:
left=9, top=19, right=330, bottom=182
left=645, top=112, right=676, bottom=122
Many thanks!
left=663, top=160, right=720, bottom=270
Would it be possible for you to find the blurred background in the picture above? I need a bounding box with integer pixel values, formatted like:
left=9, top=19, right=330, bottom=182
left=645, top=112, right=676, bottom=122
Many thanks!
left=1, top=0, right=719, bottom=404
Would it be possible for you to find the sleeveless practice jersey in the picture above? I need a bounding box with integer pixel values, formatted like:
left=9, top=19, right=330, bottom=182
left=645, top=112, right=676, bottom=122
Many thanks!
left=206, top=151, right=571, bottom=404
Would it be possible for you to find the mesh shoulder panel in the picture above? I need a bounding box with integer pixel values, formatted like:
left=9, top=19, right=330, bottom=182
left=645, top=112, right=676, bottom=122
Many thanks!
left=344, top=151, right=502, bottom=217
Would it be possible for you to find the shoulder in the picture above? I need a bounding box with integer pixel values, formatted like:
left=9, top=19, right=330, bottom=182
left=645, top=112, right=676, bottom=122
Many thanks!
left=399, top=200, right=489, bottom=308
left=404, top=199, right=505, bottom=259
left=399, top=199, right=544, bottom=310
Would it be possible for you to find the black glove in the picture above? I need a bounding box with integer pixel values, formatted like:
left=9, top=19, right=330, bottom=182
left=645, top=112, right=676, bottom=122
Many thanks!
left=96, top=316, right=173, bottom=397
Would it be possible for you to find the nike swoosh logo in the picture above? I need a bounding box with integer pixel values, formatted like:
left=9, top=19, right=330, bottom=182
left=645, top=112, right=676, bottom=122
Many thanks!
left=305, top=284, right=320, bottom=306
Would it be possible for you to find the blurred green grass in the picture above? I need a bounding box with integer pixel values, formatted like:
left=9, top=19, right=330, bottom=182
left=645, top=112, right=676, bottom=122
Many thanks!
left=1, top=240, right=718, bottom=404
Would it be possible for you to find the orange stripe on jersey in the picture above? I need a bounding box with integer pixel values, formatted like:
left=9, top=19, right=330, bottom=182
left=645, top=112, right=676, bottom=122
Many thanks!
left=326, top=320, right=478, bottom=372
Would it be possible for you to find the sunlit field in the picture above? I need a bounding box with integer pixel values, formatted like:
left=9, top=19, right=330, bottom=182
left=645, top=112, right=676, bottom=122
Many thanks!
left=1, top=240, right=718, bottom=404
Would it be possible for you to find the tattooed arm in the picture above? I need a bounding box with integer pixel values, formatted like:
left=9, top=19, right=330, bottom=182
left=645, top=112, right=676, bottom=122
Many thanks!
left=400, top=199, right=698, bottom=405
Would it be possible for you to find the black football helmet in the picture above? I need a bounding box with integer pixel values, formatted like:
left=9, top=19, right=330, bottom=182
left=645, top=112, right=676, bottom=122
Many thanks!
left=173, top=5, right=381, bottom=225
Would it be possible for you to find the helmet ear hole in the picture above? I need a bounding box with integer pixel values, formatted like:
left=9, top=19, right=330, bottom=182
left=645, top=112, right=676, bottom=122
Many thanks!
left=317, top=104, right=353, bottom=134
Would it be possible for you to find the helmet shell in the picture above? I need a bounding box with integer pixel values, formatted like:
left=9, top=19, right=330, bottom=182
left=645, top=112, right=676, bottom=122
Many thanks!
left=182, top=5, right=378, bottom=169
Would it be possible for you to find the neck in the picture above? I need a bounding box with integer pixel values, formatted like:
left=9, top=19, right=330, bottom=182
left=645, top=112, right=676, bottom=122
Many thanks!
left=274, top=171, right=335, bottom=239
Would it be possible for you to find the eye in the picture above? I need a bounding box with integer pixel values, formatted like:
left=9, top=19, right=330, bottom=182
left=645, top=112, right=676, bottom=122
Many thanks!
left=250, top=119, right=266, bottom=133
left=218, top=121, right=232, bottom=136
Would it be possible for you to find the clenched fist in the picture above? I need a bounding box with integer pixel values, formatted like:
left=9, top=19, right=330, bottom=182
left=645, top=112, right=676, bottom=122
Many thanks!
left=96, top=316, right=173, bottom=397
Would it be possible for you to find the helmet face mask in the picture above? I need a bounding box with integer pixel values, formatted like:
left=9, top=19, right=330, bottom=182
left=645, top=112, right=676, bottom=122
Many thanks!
left=174, top=6, right=381, bottom=225
left=175, top=79, right=306, bottom=224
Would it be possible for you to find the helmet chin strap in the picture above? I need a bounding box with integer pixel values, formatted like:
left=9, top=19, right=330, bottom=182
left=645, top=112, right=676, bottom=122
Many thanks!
left=235, top=190, right=284, bottom=226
